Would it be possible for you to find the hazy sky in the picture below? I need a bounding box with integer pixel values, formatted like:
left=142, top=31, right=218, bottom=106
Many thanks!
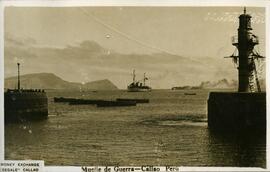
left=4, top=7, right=265, bottom=89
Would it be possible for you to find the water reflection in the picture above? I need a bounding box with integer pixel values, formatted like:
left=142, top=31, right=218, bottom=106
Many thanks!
left=207, top=129, right=266, bottom=168
left=4, top=90, right=266, bottom=167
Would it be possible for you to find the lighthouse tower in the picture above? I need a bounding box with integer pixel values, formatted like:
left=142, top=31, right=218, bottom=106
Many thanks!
left=207, top=8, right=266, bottom=131
left=230, top=7, right=263, bottom=92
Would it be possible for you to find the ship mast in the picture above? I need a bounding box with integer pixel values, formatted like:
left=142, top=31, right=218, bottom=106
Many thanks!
left=133, top=69, right=136, bottom=83
left=143, top=73, right=146, bottom=86
left=17, top=63, right=20, bottom=90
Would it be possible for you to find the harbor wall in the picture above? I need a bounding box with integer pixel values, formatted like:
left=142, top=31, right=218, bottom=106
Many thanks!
left=4, top=91, right=48, bottom=123
left=208, top=92, right=266, bottom=131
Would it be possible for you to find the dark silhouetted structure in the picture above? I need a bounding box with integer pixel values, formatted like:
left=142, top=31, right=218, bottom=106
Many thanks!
left=5, top=63, right=48, bottom=123
left=208, top=8, right=266, bottom=131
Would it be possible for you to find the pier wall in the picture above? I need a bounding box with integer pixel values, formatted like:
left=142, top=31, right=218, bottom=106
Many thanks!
left=208, top=92, right=266, bottom=131
left=4, top=91, right=48, bottom=123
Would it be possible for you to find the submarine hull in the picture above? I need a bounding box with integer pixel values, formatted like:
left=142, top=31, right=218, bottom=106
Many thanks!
left=208, top=92, right=266, bottom=131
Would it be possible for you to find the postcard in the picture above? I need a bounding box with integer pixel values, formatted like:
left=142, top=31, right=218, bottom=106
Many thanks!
left=0, top=1, right=269, bottom=172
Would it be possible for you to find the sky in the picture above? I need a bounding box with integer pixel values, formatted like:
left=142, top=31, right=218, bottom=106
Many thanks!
left=4, top=6, right=266, bottom=89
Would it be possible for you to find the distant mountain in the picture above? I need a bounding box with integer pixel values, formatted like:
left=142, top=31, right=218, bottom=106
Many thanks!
left=82, top=79, right=118, bottom=90
left=4, top=73, right=118, bottom=90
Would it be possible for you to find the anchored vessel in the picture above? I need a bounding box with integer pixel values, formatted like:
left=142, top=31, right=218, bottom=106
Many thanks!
left=127, top=70, right=151, bottom=92
left=4, top=63, right=48, bottom=123
left=116, top=98, right=149, bottom=103
left=54, top=97, right=140, bottom=106
left=208, top=8, right=266, bottom=131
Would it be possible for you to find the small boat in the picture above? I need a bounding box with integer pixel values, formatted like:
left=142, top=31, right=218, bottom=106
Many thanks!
left=54, top=97, right=77, bottom=103
left=69, top=99, right=103, bottom=105
left=54, top=97, right=105, bottom=105
left=116, top=98, right=149, bottom=103
left=54, top=97, right=137, bottom=107
left=184, top=93, right=197, bottom=95
left=96, top=100, right=136, bottom=107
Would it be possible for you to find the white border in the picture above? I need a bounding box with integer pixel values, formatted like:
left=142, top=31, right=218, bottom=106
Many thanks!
left=0, top=0, right=269, bottom=171
left=265, top=2, right=270, bottom=171
left=0, top=0, right=5, bottom=162
left=0, top=0, right=269, bottom=7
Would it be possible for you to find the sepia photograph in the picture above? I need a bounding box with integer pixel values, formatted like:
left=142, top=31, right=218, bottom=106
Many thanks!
left=2, top=2, right=267, bottom=170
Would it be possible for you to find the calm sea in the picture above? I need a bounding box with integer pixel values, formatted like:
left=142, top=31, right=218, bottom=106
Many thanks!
left=4, top=89, right=266, bottom=167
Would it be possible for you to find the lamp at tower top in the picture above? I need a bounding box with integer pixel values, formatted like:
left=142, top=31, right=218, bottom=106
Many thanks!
left=239, top=7, right=252, bottom=31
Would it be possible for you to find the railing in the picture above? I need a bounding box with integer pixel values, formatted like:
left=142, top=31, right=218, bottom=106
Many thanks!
left=231, top=35, right=259, bottom=45
left=231, top=35, right=238, bottom=45
left=250, top=35, right=259, bottom=44
left=6, top=89, right=45, bottom=93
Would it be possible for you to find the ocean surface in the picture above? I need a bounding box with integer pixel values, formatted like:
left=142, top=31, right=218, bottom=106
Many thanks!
left=5, top=89, right=266, bottom=167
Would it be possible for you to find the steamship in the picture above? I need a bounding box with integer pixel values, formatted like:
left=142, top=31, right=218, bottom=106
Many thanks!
left=4, top=63, right=48, bottom=123
left=127, top=70, right=151, bottom=92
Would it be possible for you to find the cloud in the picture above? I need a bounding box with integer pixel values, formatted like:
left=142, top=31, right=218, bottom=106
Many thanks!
left=5, top=36, right=256, bottom=88
left=5, top=33, right=37, bottom=47
left=204, top=11, right=265, bottom=24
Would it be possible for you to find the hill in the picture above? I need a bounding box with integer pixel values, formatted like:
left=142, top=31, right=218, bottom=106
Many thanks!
left=82, top=79, right=118, bottom=90
left=4, top=73, right=118, bottom=90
